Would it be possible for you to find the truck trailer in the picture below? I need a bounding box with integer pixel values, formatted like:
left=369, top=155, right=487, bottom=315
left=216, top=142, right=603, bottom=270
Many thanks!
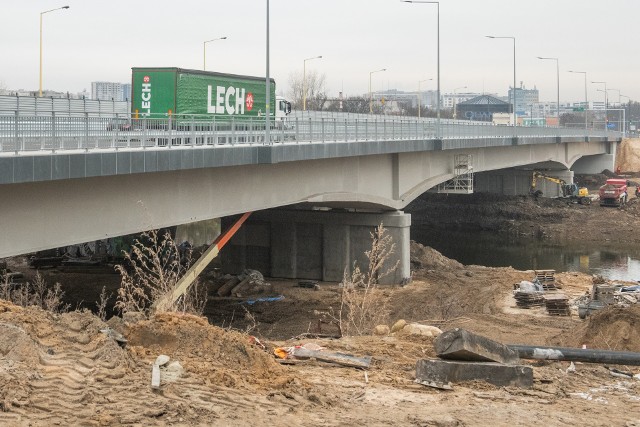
left=130, top=67, right=291, bottom=126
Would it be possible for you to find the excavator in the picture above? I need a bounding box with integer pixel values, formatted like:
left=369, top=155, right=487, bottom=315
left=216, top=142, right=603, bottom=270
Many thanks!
left=530, top=171, right=592, bottom=205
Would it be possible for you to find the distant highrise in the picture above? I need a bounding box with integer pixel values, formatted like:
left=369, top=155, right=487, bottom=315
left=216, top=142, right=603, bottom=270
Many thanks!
left=91, top=82, right=131, bottom=101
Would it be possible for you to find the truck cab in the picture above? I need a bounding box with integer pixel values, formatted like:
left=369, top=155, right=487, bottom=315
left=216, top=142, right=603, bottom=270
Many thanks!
left=275, top=96, right=292, bottom=129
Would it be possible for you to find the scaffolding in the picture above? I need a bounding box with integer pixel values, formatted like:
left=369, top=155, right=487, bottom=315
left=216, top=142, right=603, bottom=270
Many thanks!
left=437, top=154, right=474, bottom=194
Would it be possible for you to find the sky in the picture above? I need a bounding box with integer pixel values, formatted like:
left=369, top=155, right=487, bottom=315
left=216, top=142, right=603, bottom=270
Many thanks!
left=2, top=0, right=639, bottom=104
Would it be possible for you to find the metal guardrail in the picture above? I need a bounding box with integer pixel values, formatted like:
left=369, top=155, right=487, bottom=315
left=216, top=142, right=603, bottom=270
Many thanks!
left=0, top=95, right=130, bottom=117
left=0, top=114, right=618, bottom=155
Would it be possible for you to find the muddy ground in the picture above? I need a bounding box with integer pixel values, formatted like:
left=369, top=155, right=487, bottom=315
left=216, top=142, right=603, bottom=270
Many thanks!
left=2, top=142, right=640, bottom=426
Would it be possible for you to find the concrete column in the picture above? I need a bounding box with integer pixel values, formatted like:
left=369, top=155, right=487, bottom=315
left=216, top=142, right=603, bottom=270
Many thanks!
left=221, top=209, right=411, bottom=285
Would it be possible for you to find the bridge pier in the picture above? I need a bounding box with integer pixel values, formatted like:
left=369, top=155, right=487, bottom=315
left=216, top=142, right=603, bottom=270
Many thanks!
left=474, top=169, right=574, bottom=197
left=221, top=209, right=411, bottom=285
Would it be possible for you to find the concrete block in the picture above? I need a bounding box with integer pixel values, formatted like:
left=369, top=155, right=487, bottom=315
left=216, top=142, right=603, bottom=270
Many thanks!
left=416, top=359, right=533, bottom=388
left=434, top=328, right=519, bottom=365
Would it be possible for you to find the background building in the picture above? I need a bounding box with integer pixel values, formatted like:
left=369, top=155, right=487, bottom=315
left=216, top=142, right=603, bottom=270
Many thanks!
left=508, top=83, right=539, bottom=116
left=91, top=82, right=131, bottom=101
left=456, top=95, right=511, bottom=121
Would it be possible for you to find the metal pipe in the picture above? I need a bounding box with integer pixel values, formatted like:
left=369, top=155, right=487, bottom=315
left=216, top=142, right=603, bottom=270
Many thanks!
left=508, top=344, right=640, bottom=366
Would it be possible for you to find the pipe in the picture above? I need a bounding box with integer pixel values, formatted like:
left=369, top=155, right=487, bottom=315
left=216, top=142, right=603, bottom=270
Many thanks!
left=508, top=345, right=640, bottom=366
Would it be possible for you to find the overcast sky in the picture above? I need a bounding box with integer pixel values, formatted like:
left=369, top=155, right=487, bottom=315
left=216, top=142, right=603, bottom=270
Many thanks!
left=2, top=1, right=639, bottom=103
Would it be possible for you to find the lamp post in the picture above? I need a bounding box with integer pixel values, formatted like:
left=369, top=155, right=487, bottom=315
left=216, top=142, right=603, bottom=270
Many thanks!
left=265, top=0, right=270, bottom=144
left=608, top=88, right=621, bottom=106
left=568, top=70, right=588, bottom=129
left=537, top=56, right=560, bottom=123
left=39, top=5, right=69, bottom=97
left=592, top=81, right=607, bottom=130
left=418, top=78, right=432, bottom=118
left=369, top=68, right=386, bottom=114
left=453, top=86, right=467, bottom=119
left=203, top=36, right=227, bottom=71
left=402, top=1, right=440, bottom=136
left=303, top=55, right=322, bottom=111
left=621, top=94, right=630, bottom=136
left=486, top=35, right=516, bottom=132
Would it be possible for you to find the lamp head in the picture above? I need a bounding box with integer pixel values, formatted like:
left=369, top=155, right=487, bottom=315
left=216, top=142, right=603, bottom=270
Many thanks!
left=221, top=36, right=227, bottom=40
left=62, top=6, right=70, bottom=9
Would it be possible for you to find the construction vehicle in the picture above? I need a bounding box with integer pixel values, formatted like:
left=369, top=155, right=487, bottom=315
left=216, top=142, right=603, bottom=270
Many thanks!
left=598, top=178, right=628, bottom=207
left=530, top=171, right=592, bottom=205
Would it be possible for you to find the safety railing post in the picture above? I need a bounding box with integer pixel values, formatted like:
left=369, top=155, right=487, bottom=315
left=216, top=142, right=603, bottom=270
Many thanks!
left=321, top=118, right=325, bottom=143
left=333, top=118, right=337, bottom=142
left=231, top=116, right=236, bottom=145
left=84, top=113, right=89, bottom=151
left=355, top=119, right=358, bottom=142
left=365, top=119, right=368, bottom=141
left=295, top=117, right=299, bottom=143
left=50, top=112, right=56, bottom=152
left=308, top=117, right=312, bottom=142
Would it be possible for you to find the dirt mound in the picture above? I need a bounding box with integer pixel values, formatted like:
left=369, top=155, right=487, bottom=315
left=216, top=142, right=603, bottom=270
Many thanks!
left=557, top=305, right=640, bottom=352
left=616, top=138, right=640, bottom=173
left=410, top=241, right=463, bottom=270
left=126, top=312, right=290, bottom=389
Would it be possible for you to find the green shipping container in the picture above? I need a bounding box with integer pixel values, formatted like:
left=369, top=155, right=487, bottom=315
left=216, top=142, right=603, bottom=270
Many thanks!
left=131, top=67, right=276, bottom=119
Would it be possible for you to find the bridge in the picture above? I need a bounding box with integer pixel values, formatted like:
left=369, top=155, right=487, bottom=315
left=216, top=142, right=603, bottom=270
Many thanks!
left=0, top=108, right=622, bottom=283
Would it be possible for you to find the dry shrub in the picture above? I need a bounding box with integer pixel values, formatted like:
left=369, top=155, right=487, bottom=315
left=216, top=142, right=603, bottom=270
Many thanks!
left=114, top=230, right=207, bottom=316
left=0, top=272, right=68, bottom=313
left=332, top=223, right=399, bottom=336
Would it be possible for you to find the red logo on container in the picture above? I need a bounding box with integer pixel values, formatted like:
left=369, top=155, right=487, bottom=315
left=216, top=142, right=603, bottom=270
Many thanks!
left=143, top=76, right=150, bottom=83
left=246, top=92, right=254, bottom=111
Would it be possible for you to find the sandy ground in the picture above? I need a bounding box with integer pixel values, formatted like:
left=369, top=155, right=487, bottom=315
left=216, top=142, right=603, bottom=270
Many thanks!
left=2, top=140, right=640, bottom=425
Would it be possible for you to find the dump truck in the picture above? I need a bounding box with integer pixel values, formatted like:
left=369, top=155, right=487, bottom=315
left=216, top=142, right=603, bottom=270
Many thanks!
left=130, top=67, right=291, bottom=126
left=598, top=178, right=628, bottom=206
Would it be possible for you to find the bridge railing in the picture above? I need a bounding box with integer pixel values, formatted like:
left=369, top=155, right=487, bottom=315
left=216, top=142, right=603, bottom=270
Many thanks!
left=0, top=114, right=617, bottom=154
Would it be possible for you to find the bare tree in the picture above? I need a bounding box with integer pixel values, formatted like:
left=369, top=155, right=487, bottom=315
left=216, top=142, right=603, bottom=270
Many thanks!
left=287, top=69, right=328, bottom=111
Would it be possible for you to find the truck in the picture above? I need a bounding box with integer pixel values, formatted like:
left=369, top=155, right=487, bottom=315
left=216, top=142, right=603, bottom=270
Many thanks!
left=130, top=67, right=291, bottom=127
left=491, top=112, right=512, bottom=126
left=598, top=178, right=628, bottom=206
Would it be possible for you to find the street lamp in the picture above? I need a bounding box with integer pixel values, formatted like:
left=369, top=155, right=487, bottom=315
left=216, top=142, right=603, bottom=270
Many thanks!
left=303, top=55, right=322, bottom=111
left=537, top=56, right=560, bottom=123
left=418, top=78, right=432, bottom=118
left=621, top=94, right=631, bottom=136
left=402, top=1, right=440, bottom=136
left=453, top=86, right=467, bottom=119
left=592, top=80, right=608, bottom=130
left=203, top=36, right=227, bottom=71
left=486, top=35, right=516, bottom=132
left=568, top=70, right=588, bottom=129
left=39, top=5, right=69, bottom=97
left=369, top=68, right=386, bottom=114
left=608, top=88, right=621, bottom=106
left=265, top=0, right=271, bottom=144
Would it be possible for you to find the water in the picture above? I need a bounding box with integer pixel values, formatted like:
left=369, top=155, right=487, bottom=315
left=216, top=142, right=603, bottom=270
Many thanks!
left=412, top=228, right=640, bottom=282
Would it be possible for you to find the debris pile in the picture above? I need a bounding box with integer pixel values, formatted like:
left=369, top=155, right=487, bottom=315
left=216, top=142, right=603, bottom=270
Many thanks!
left=513, top=270, right=570, bottom=315
left=209, top=269, right=274, bottom=298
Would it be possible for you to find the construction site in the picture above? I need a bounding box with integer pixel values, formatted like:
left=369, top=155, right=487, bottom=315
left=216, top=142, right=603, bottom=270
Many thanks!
left=2, top=139, right=640, bottom=426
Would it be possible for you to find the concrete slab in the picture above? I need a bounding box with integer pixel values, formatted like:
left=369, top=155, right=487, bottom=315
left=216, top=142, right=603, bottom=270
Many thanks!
left=415, top=359, right=533, bottom=389
left=434, top=328, right=520, bottom=365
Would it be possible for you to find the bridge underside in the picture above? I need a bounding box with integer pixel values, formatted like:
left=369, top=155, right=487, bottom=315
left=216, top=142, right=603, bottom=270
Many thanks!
left=0, top=138, right=615, bottom=259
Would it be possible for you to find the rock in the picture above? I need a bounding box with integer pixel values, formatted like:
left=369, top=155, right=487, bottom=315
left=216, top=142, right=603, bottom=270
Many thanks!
left=155, top=355, right=171, bottom=366
left=390, top=319, right=407, bottom=333
left=374, top=325, right=390, bottom=336
left=403, top=323, right=443, bottom=337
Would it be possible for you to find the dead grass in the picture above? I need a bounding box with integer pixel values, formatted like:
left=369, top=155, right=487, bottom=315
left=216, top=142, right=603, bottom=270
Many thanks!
left=0, top=271, right=68, bottom=313
left=331, top=224, right=399, bottom=336
left=114, top=230, right=207, bottom=316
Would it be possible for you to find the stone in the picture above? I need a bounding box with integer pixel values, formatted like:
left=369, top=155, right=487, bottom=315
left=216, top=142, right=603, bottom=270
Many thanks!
left=390, top=319, right=407, bottom=333
left=415, top=359, right=533, bottom=389
left=434, top=328, right=519, bottom=365
left=403, top=323, right=443, bottom=337
left=374, top=325, right=390, bottom=336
